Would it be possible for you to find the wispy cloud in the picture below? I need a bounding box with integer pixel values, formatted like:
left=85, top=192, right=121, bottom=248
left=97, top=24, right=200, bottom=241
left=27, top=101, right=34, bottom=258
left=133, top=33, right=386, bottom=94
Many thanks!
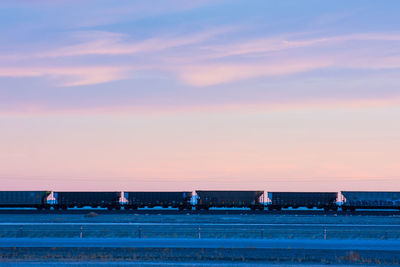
left=1, top=1, right=400, bottom=113
left=177, top=59, right=333, bottom=86
left=37, top=29, right=227, bottom=58
left=0, top=66, right=132, bottom=86
left=0, top=28, right=230, bottom=87
left=172, top=32, right=400, bottom=86
left=3, top=30, right=400, bottom=88
left=202, top=32, right=400, bottom=59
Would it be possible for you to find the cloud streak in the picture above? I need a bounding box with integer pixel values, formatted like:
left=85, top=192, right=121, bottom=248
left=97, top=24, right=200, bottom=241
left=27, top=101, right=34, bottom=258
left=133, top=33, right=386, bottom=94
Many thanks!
left=200, top=33, right=400, bottom=59
left=177, top=59, right=334, bottom=86
left=2, top=30, right=400, bottom=88
left=38, top=29, right=227, bottom=58
left=0, top=66, right=132, bottom=86
left=1, top=0, right=400, bottom=112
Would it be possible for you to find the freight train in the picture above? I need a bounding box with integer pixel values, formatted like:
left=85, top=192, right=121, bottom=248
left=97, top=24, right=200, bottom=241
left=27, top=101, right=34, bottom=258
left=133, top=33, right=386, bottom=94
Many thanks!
left=0, top=190, right=399, bottom=211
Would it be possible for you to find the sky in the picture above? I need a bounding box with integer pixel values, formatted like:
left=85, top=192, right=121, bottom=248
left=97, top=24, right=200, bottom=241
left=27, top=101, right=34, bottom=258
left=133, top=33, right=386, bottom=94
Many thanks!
left=0, top=0, right=400, bottom=191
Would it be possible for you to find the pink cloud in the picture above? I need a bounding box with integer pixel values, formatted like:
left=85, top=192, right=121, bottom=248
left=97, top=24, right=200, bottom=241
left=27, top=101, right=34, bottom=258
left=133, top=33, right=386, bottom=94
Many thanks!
left=209, top=32, right=400, bottom=57
left=0, top=66, right=132, bottom=86
left=1, top=29, right=400, bottom=89
left=38, top=28, right=228, bottom=58
left=177, top=59, right=334, bottom=86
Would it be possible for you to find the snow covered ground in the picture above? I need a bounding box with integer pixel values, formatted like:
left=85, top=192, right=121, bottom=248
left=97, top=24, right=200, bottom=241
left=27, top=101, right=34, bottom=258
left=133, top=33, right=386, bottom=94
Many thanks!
left=0, top=212, right=399, bottom=265
left=0, top=212, right=399, bottom=239
left=2, top=237, right=400, bottom=250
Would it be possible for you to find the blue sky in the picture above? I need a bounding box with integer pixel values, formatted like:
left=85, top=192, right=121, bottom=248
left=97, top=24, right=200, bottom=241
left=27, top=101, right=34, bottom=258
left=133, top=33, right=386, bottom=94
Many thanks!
left=0, top=1, right=399, bottom=190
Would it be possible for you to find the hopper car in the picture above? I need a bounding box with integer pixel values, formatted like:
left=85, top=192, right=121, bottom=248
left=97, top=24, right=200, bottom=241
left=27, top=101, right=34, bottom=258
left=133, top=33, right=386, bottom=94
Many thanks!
left=0, top=191, right=51, bottom=209
left=0, top=190, right=399, bottom=211
left=53, top=192, right=121, bottom=210
left=124, top=191, right=192, bottom=210
left=195, top=190, right=264, bottom=210
left=341, top=191, right=400, bottom=211
left=268, top=192, right=338, bottom=211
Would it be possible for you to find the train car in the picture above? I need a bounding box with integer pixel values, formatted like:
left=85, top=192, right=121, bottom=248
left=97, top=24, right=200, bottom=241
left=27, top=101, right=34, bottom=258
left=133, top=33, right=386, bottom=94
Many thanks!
left=268, top=192, right=338, bottom=211
left=54, top=192, right=121, bottom=210
left=196, top=190, right=264, bottom=210
left=0, top=191, right=51, bottom=209
left=124, top=191, right=193, bottom=210
left=341, top=191, right=400, bottom=211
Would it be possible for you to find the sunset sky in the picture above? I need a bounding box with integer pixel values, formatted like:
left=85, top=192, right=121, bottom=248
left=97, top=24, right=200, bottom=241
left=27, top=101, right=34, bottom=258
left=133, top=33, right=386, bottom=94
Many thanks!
left=1, top=0, right=399, bottom=191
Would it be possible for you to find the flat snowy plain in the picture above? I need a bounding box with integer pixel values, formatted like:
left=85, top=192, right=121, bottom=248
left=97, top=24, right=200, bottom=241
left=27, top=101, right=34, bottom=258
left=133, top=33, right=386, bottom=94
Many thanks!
left=0, top=211, right=399, bottom=266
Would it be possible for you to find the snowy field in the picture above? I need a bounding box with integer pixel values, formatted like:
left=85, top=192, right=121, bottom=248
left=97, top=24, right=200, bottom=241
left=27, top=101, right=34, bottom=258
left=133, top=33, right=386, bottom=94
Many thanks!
left=0, top=212, right=399, bottom=265
left=0, top=212, right=399, bottom=239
